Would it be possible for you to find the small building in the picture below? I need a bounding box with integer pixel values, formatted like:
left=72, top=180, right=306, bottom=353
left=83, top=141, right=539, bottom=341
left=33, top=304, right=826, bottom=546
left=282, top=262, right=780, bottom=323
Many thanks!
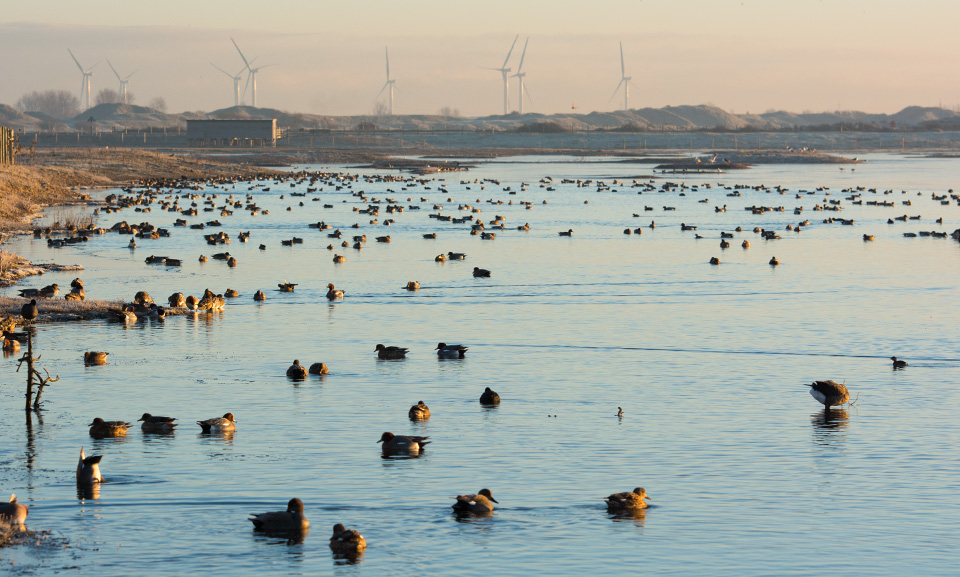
left=186, top=119, right=277, bottom=147
left=0, top=127, right=14, bottom=165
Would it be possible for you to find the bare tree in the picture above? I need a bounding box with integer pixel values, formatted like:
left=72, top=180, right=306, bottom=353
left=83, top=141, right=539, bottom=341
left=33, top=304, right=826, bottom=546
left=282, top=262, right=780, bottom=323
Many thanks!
left=95, top=89, right=120, bottom=106
left=16, top=90, right=80, bottom=119
left=439, top=106, right=461, bottom=118
left=373, top=101, right=389, bottom=117
left=148, top=96, right=168, bottom=113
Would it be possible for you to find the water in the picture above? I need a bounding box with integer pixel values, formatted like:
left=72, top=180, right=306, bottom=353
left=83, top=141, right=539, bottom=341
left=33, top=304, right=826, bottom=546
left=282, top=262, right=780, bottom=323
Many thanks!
left=2, top=153, right=959, bottom=575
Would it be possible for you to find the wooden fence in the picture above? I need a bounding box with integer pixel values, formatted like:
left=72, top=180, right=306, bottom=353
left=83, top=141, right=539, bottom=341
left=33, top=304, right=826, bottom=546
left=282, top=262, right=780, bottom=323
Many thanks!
left=0, top=127, right=13, bottom=165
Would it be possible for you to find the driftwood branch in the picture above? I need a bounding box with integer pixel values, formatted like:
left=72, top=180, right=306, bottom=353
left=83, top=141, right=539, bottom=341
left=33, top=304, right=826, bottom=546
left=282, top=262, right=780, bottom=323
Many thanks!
left=31, top=367, right=60, bottom=410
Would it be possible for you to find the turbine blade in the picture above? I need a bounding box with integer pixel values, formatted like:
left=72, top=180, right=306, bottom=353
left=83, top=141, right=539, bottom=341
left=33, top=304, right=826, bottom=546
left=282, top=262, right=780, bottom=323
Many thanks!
left=125, top=71, right=138, bottom=80
left=211, top=63, right=234, bottom=78
left=377, top=81, right=389, bottom=98
left=385, top=46, right=390, bottom=80
left=502, top=34, right=519, bottom=69
left=522, top=82, right=533, bottom=105
left=242, top=71, right=252, bottom=103
left=620, top=42, right=625, bottom=78
left=607, top=79, right=625, bottom=104
left=67, top=49, right=84, bottom=72
left=516, top=37, right=529, bottom=73
left=231, top=38, right=252, bottom=69
left=107, top=59, right=121, bottom=81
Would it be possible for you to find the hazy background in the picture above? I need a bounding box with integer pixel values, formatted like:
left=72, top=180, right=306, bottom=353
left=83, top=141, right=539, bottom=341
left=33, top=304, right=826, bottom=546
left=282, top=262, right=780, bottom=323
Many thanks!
left=1, top=0, right=957, bottom=116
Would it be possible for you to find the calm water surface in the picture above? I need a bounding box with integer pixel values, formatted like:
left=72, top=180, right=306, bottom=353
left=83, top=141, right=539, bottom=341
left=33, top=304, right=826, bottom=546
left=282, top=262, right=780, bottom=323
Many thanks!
left=1, top=153, right=958, bottom=575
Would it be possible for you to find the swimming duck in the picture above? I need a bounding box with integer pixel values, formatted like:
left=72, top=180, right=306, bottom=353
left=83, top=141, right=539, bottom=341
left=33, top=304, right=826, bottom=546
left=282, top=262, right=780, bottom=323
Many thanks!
left=769, top=256, right=780, bottom=266
left=423, top=232, right=438, bottom=239
left=408, top=400, right=430, bottom=420
left=403, top=281, right=420, bottom=291
left=249, top=498, right=309, bottom=533
left=287, top=360, right=308, bottom=379
left=184, top=295, right=198, bottom=310
left=115, top=307, right=137, bottom=323
left=605, top=487, right=650, bottom=512
left=742, top=240, right=750, bottom=248
left=168, top=292, right=186, bottom=307
left=199, top=255, right=209, bottom=263
left=447, top=252, right=467, bottom=260
left=480, top=387, right=501, bottom=404
left=378, top=432, right=430, bottom=454
left=134, top=291, right=154, bottom=306
left=197, top=413, right=236, bottom=432
left=278, top=280, right=297, bottom=292
left=77, top=447, right=104, bottom=484
left=88, top=418, right=131, bottom=439
left=224, top=289, right=239, bottom=298
left=83, top=351, right=108, bottom=365
left=807, top=380, right=850, bottom=408
left=437, top=343, right=468, bottom=359
left=558, top=229, right=573, bottom=236
left=0, top=494, right=28, bottom=529
left=21, top=299, right=38, bottom=321
left=326, top=283, right=345, bottom=300
left=3, top=336, right=20, bottom=352
left=333, top=254, right=345, bottom=263
left=309, top=362, right=329, bottom=375
left=720, top=239, right=730, bottom=249
left=227, top=257, right=238, bottom=268
left=452, top=488, right=498, bottom=514
left=253, top=290, right=266, bottom=301
left=435, top=254, right=447, bottom=262
left=375, top=344, right=408, bottom=360
left=891, top=356, right=908, bottom=369
left=709, top=257, right=721, bottom=265
left=473, top=267, right=491, bottom=278
left=329, top=523, right=366, bottom=555
left=138, top=413, right=178, bottom=433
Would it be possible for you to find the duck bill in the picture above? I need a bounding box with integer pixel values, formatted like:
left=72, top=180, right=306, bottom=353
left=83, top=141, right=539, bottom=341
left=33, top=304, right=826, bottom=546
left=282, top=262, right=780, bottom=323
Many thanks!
left=489, top=497, right=499, bottom=503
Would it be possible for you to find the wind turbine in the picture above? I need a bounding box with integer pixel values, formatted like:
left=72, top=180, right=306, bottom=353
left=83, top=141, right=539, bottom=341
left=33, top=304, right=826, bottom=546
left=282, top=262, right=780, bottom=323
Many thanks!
left=107, top=60, right=136, bottom=105
left=485, top=34, right=518, bottom=115
left=212, top=63, right=246, bottom=107
left=511, top=37, right=531, bottom=115
left=231, top=38, right=271, bottom=108
left=609, top=42, right=634, bottom=111
left=68, top=49, right=99, bottom=111
left=377, top=47, right=396, bottom=115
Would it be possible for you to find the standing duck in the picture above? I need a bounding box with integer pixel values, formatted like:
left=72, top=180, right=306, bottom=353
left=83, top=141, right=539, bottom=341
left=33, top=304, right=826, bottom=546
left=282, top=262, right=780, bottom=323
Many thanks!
left=375, top=344, right=408, bottom=360
left=287, top=360, right=308, bottom=379
left=807, top=380, right=851, bottom=408
left=605, top=487, right=650, bottom=513
left=88, top=418, right=131, bottom=439
left=452, top=489, right=498, bottom=514
left=329, top=523, right=366, bottom=555
left=197, top=412, right=236, bottom=433
left=21, top=299, right=38, bottom=321
left=77, top=447, right=104, bottom=484
left=326, top=283, right=345, bottom=300
left=249, top=498, right=309, bottom=533
left=436, top=343, right=468, bottom=359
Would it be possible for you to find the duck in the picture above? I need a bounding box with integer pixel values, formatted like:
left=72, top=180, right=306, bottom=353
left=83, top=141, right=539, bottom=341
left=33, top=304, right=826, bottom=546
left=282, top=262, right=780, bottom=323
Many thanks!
left=76, top=447, right=104, bottom=484
left=709, top=257, right=721, bottom=265
left=278, top=280, right=297, bottom=292
left=326, top=283, right=345, bottom=300
left=185, top=295, right=199, bottom=310
left=65, top=288, right=85, bottom=301
left=227, top=256, right=238, bottom=267
left=21, top=299, right=38, bottom=321
left=473, top=267, right=491, bottom=278
left=199, top=255, right=209, bottom=263
left=0, top=494, right=28, bottom=529
left=309, top=362, right=329, bottom=375
left=70, top=278, right=84, bottom=291
left=149, top=305, right=166, bottom=320
left=605, top=487, right=650, bottom=513
left=333, top=254, right=345, bottom=263
left=224, top=289, right=239, bottom=298
left=479, top=387, right=501, bottom=404
left=253, top=290, right=266, bottom=301
left=807, top=380, right=851, bottom=408
left=437, top=343, right=468, bottom=359
left=375, top=344, right=408, bottom=360
left=88, top=418, right=131, bottom=439
left=138, top=413, right=177, bottom=433
left=287, top=360, right=308, bottom=379
left=83, top=351, right=108, bottom=365
left=558, top=229, right=573, bottom=236
left=115, top=307, right=137, bottom=323
left=742, top=240, right=750, bottom=248
left=891, top=356, right=908, bottom=369
left=452, top=489, right=498, bottom=514
left=435, top=254, right=447, bottom=262
left=408, top=400, right=430, bottom=420
left=378, top=432, right=430, bottom=454
left=168, top=292, right=186, bottom=307
left=197, top=412, right=236, bottom=432
left=329, top=523, right=367, bottom=555
left=3, top=336, right=20, bottom=352
left=769, top=256, right=780, bottom=266
left=39, top=283, right=59, bottom=298
left=617, top=406, right=624, bottom=418
left=403, top=281, right=420, bottom=291
left=447, top=252, right=467, bottom=260
left=249, top=498, right=309, bottom=533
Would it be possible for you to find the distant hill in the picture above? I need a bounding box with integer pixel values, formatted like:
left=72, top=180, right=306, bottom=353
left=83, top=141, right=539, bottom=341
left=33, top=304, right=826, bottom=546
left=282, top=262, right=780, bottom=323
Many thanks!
left=1, top=102, right=957, bottom=133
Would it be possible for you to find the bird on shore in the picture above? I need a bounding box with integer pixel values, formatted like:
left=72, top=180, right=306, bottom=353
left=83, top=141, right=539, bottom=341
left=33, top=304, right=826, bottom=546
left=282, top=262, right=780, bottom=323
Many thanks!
left=88, top=418, right=131, bottom=439
left=0, top=494, right=28, bottom=529
left=437, top=343, right=468, bottom=359
left=21, top=299, right=38, bottom=321
left=138, top=413, right=177, bottom=433
left=375, top=344, right=408, bottom=360
left=480, top=387, right=500, bottom=404
left=891, top=356, right=908, bottom=369
left=39, top=284, right=59, bottom=298
left=77, top=447, right=104, bottom=484
left=326, top=283, right=345, bottom=300
left=83, top=351, right=108, bottom=365
left=309, top=362, right=329, bottom=375
left=70, top=278, right=84, bottom=291
left=197, top=412, right=236, bottom=433
left=473, top=267, right=491, bottom=278
left=807, top=380, right=851, bottom=408
left=249, top=498, right=309, bottom=533
left=408, top=400, right=430, bottom=420
left=329, top=523, right=367, bottom=555
left=378, top=432, right=430, bottom=455
left=605, top=487, right=650, bottom=513
left=452, top=489, right=498, bottom=514
left=286, top=360, right=308, bottom=379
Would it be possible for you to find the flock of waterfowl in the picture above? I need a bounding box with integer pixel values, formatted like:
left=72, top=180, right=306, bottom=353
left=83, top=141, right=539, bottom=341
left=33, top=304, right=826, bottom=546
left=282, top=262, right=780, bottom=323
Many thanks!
left=4, top=161, right=951, bottom=560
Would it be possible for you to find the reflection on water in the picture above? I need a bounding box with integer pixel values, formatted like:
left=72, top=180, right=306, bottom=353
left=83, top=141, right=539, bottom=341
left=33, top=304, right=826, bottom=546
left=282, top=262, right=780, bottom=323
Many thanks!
left=609, top=507, right=647, bottom=528
left=810, top=408, right=850, bottom=447
left=253, top=528, right=309, bottom=547
left=77, top=482, right=101, bottom=501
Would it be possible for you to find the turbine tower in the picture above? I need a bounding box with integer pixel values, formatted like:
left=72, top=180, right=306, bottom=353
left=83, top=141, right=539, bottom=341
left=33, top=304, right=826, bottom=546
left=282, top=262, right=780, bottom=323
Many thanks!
left=609, top=42, right=633, bottom=111
left=231, top=38, right=271, bottom=108
left=107, top=60, right=137, bottom=105
left=68, top=49, right=98, bottom=111
left=377, top=46, right=396, bottom=115
left=486, top=34, right=518, bottom=115
left=212, top=63, right=246, bottom=107
left=511, top=37, right=531, bottom=115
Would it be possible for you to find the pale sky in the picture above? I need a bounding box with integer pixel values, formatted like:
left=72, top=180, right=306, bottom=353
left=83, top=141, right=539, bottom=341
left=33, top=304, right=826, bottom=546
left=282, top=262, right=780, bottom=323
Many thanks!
left=1, top=0, right=957, bottom=117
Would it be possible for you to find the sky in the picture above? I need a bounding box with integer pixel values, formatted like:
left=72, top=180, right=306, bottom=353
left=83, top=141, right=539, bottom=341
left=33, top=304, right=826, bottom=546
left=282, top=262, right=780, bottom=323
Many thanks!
left=1, top=0, right=957, bottom=117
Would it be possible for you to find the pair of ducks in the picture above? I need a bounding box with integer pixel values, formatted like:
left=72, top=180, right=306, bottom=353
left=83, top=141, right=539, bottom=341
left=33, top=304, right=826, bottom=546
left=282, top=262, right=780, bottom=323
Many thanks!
left=88, top=414, right=180, bottom=437
left=249, top=498, right=366, bottom=554
left=375, top=343, right=468, bottom=359
left=286, top=360, right=329, bottom=378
